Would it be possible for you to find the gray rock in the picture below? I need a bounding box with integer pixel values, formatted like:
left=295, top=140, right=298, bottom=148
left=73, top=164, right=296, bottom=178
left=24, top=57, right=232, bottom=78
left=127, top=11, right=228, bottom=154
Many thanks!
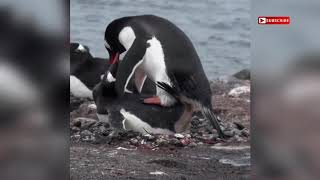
left=81, top=130, right=93, bottom=136
left=189, top=142, right=197, bottom=147
left=233, top=69, right=250, bottom=80
left=130, top=138, right=139, bottom=145
left=143, top=134, right=155, bottom=141
left=74, top=117, right=97, bottom=129
left=156, top=138, right=167, bottom=146
left=224, top=130, right=235, bottom=137
left=99, top=126, right=108, bottom=135
left=71, top=126, right=80, bottom=132
left=174, top=133, right=184, bottom=139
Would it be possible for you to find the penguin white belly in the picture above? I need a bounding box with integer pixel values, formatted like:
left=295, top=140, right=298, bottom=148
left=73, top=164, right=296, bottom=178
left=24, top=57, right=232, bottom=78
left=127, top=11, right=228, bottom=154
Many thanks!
left=139, top=37, right=176, bottom=106
left=70, top=75, right=92, bottom=98
left=120, top=109, right=173, bottom=134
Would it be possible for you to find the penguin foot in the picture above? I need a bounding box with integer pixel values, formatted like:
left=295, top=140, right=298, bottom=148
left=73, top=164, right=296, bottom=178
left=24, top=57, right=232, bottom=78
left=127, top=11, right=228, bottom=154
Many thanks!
left=143, top=96, right=162, bottom=106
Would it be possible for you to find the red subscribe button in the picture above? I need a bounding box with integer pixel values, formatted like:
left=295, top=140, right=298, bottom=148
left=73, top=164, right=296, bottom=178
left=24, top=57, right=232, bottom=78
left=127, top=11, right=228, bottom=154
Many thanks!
left=258, top=16, right=290, bottom=25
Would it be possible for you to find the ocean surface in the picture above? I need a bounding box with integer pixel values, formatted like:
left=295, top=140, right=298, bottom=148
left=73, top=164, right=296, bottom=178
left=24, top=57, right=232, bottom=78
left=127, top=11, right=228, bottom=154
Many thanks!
left=70, top=0, right=250, bottom=79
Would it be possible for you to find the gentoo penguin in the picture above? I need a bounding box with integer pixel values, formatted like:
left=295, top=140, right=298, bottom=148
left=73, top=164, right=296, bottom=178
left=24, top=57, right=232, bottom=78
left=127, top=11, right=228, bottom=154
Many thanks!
left=93, top=64, right=193, bottom=134
left=70, top=42, right=108, bottom=98
left=70, top=42, right=155, bottom=98
left=104, top=15, right=225, bottom=138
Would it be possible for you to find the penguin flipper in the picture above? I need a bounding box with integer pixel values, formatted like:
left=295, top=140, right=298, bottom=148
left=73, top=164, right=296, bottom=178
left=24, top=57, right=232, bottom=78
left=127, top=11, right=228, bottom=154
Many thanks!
left=115, top=39, right=148, bottom=96
left=156, top=81, right=179, bottom=100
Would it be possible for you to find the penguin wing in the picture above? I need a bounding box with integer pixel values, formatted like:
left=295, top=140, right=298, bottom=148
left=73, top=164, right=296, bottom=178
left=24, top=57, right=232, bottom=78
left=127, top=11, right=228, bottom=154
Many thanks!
left=115, top=39, right=147, bottom=95
left=170, top=73, right=198, bottom=98
left=156, top=81, right=179, bottom=101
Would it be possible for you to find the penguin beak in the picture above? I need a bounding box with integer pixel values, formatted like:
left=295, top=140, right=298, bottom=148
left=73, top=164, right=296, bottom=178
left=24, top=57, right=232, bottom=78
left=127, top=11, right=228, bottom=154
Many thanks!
left=109, top=52, right=119, bottom=65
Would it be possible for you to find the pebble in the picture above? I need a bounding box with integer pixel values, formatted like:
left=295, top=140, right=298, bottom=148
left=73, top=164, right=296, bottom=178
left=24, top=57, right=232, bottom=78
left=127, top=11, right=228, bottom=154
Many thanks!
left=99, top=126, right=108, bottom=135
left=88, top=103, right=97, bottom=109
left=180, top=138, right=191, bottom=146
left=71, top=126, right=80, bottom=132
left=174, top=133, right=184, bottom=139
left=228, top=86, right=250, bottom=97
left=129, top=138, right=139, bottom=145
left=241, top=129, right=250, bottom=137
left=143, top=134, right=155, bottom=141
left=141, top=139, right=146, bottom=145
left=81, top=130, right=93, bottom=136
left=74, top=117, right=97, bottom=129
left=156, top=138, right=166, bottom=146
left=224, top=130, right=235, bottom=137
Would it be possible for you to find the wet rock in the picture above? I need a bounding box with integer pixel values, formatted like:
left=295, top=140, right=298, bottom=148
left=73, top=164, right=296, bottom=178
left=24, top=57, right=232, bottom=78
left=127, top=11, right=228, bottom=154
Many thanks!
left=233, top=69, right=250, bottom=80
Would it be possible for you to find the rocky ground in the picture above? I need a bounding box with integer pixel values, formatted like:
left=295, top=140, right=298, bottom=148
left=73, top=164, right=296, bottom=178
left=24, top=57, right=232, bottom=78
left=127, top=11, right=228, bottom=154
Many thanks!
left=70, top=70, right=251, bottom=180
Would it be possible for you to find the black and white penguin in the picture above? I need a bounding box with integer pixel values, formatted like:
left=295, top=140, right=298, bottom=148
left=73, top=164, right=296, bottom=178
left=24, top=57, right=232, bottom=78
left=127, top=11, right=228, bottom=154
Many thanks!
left=70, top=42, right=155, bottom=99
left=93, top=64, right=193, bottom=134
left=70, top=42, right=108, bottom=98
left=104, top=15, right=225, bottom=138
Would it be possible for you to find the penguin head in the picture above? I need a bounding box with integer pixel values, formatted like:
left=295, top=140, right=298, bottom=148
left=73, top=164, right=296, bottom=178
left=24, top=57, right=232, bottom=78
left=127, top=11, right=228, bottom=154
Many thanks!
left=70, top=42, right=92, bottom=74
left=104, top=18, right=128, bottom=65
left=92, top=62, right=119, bottom=108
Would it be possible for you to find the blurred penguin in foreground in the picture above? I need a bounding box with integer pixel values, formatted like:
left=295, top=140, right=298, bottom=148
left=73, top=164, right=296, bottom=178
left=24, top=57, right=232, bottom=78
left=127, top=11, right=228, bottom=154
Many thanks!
left=253, top=54, right=320, bottom=179
left=0, top=1, right=68, bottom=180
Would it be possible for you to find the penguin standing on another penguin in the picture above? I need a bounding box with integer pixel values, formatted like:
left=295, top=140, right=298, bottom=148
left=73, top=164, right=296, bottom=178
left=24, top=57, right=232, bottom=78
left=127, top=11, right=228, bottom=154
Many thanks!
left=93, top=63, right=193, bottom=135
left=104, top=15, right=225, bottom=138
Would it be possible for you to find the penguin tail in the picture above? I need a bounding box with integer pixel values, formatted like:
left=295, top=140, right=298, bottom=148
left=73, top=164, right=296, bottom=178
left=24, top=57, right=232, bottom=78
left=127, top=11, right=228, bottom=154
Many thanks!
left=201, top=105, right=227, bottom=139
